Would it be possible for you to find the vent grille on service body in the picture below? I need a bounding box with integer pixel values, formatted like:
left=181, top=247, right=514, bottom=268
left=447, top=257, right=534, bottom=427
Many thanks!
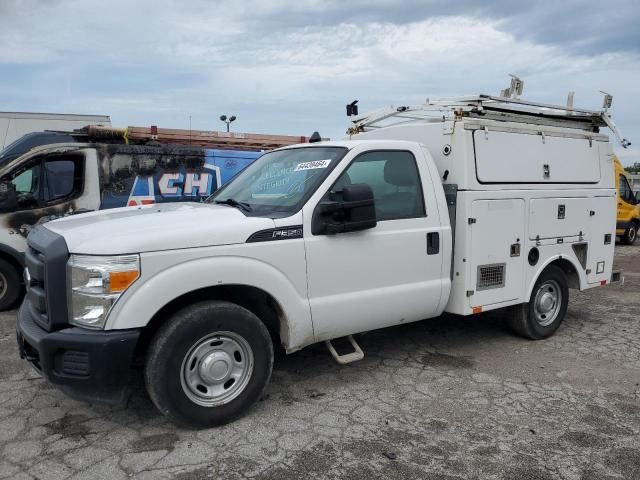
left=477, top=263, right=506, bottom=290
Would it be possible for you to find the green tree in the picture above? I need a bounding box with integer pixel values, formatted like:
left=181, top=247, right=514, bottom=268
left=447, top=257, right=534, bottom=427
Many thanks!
left=627, top=162, right=640, bottom=174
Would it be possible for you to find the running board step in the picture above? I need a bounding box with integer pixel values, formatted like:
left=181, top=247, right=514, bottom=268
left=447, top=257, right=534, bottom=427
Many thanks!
left=325, top=335, right=364, bottom=365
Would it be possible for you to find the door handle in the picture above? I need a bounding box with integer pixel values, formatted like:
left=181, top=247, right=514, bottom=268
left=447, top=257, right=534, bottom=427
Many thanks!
left=427, top=232, right=440, bottom=255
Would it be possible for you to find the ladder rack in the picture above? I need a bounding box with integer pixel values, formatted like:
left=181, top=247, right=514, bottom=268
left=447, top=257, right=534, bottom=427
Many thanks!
left=349, top=94, right=631, bottom=148
left=63, top=125, right=309, bottom=151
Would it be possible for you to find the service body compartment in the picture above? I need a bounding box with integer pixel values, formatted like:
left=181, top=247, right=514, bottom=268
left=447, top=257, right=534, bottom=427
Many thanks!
left=529, top=197, right=589, bottom=240
left=469, top=198, right=525, bottom=307
left=474, top=130, right=601, bottom=184
left=587, top=195, right=616, bottom=284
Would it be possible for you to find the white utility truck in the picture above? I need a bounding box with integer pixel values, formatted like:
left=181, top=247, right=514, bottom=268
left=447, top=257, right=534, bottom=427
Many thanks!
left=16, top=84, right=627, bottom=427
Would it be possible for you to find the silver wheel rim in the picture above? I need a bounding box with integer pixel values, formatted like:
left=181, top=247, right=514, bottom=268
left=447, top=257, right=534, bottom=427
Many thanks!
left=0, top=271, right=7, bottom=299
left=533, top=280, right=562, bottom=327
left=180, top=331, right=254, bottom=407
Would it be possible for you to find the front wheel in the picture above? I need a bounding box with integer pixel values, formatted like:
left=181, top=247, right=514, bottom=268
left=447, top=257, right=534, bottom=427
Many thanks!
left=145, top=300, right=274, bottom=428
left=509, top=265, right=569, bottom=340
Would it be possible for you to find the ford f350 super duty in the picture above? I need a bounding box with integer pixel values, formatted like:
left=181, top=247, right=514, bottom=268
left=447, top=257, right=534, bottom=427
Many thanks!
left=16, top=87, right=627, bottom=427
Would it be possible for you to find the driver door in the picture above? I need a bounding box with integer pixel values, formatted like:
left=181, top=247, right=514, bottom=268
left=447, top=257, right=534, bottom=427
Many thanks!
left=302, top=147, right=446, bottom=341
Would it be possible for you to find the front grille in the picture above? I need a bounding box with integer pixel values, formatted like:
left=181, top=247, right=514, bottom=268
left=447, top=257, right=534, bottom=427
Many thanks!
left=25, top=226, right=70, bottom=332
left=477, top=263, right=506, bottom=290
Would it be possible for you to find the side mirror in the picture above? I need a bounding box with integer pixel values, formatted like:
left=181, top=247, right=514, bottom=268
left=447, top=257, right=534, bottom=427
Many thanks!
left=635, top=191, right=640, bottom=204
left=312, top=183, right=377, bottom=235
left=0, top=181, right=18, bottom=213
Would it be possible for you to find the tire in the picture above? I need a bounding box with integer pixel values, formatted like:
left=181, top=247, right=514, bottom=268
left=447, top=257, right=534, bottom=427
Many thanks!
left=0, top=258, right=21, bottom=311
left=621, top=223, right=637, bottom=245
left=145, top=300, right=274, bottom=428
left=509, top=265, right=569, bottom=340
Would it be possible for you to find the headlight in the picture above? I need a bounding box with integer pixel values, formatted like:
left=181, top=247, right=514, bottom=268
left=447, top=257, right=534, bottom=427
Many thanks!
left=67, top=254, right=140, bottom=329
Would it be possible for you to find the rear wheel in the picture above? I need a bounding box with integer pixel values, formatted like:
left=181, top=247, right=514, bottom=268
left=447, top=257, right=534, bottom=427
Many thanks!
left=0, top=258, right=21, bottom=311
left=509, top=265, right=569, bottom=340
left=145, top=300, right=273, bottom=428
left=621, top=223, right=637, bottom=245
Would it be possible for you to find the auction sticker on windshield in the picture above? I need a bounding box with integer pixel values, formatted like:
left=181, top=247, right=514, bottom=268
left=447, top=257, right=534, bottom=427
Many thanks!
left=294, top=159, right=331, bottom=171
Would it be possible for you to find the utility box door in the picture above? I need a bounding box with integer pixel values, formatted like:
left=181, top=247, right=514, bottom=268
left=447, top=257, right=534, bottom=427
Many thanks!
left=474, top=131, right=601, bottom=183
left=470, top=199, right=525, bottom=307
left=529, top=198, right=589, bottom=240
left=587, top=196, right=616, bottom=284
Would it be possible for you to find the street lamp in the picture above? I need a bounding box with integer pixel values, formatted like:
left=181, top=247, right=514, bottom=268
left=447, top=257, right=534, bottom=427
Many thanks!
left=219, top=114, right=236, bottom=132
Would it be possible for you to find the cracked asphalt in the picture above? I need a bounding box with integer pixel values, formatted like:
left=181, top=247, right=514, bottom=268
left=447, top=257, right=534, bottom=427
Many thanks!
left=1, top=245, right=639, bottom=479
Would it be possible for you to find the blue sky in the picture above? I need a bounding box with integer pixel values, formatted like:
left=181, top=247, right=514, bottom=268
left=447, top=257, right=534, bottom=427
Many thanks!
left=1, top=0, right=639, bottom=164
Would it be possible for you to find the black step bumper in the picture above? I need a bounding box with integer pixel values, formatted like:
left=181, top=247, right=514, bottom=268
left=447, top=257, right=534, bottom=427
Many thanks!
left=16, top=302, right=141, bottom=406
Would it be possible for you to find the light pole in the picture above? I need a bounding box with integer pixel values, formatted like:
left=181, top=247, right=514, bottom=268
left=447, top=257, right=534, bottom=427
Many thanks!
left=219, top=114, right=236, bottom=132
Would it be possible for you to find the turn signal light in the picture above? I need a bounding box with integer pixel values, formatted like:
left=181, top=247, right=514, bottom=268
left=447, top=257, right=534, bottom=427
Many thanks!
left=109, top=271, right=139, bottom=293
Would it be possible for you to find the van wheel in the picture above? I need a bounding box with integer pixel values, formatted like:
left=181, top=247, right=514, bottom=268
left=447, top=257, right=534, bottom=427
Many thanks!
left=509, top=265, right=569, bottom=340
left=0, top=258, right=21, bottom=311
left=145, top=301, right=273, bottom=428
left=621, top=223, right=637, bottom=245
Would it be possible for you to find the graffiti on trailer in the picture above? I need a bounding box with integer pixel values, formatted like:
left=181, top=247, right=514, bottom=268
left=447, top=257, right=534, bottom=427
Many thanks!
left=98, top=146, right=261, bottom=207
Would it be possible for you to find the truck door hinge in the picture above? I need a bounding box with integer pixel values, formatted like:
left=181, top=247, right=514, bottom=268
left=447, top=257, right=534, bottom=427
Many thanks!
left=468, top=218, right=477, bottom=225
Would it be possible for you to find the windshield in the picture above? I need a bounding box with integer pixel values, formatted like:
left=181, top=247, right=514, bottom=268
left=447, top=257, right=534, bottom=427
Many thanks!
left=209, top=146, right=347, bottom=216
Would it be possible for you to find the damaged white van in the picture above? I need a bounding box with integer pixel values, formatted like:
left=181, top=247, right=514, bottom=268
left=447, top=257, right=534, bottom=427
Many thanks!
left=17, top=86, right=626, bottom=427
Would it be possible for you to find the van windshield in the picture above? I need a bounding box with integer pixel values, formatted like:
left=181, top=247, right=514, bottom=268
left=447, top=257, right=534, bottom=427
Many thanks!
left=208, top=146, right=347, bottom=216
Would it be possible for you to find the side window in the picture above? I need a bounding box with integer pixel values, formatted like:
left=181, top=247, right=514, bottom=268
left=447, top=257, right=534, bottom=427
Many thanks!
left=10, top=163, right=41, bottom=209
left=619, top=175, right=633, bottom=203
left=43, top=157, right=82, bottom=202
left=330, top=151, right=425, bottom=221
left=12, top=165, right=40, bottom=195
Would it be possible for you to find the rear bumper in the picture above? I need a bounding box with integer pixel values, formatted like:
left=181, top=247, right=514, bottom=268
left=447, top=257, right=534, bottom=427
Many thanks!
left=16, top=302, right=140, bottom=406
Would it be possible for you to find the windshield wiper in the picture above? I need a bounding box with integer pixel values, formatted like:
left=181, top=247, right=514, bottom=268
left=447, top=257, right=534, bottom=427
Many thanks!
left=214, top=198, right=252, bottom=212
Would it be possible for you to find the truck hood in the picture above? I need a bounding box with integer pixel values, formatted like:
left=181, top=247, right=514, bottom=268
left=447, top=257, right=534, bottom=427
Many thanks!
left=43, top=202, right=275, bottom=254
